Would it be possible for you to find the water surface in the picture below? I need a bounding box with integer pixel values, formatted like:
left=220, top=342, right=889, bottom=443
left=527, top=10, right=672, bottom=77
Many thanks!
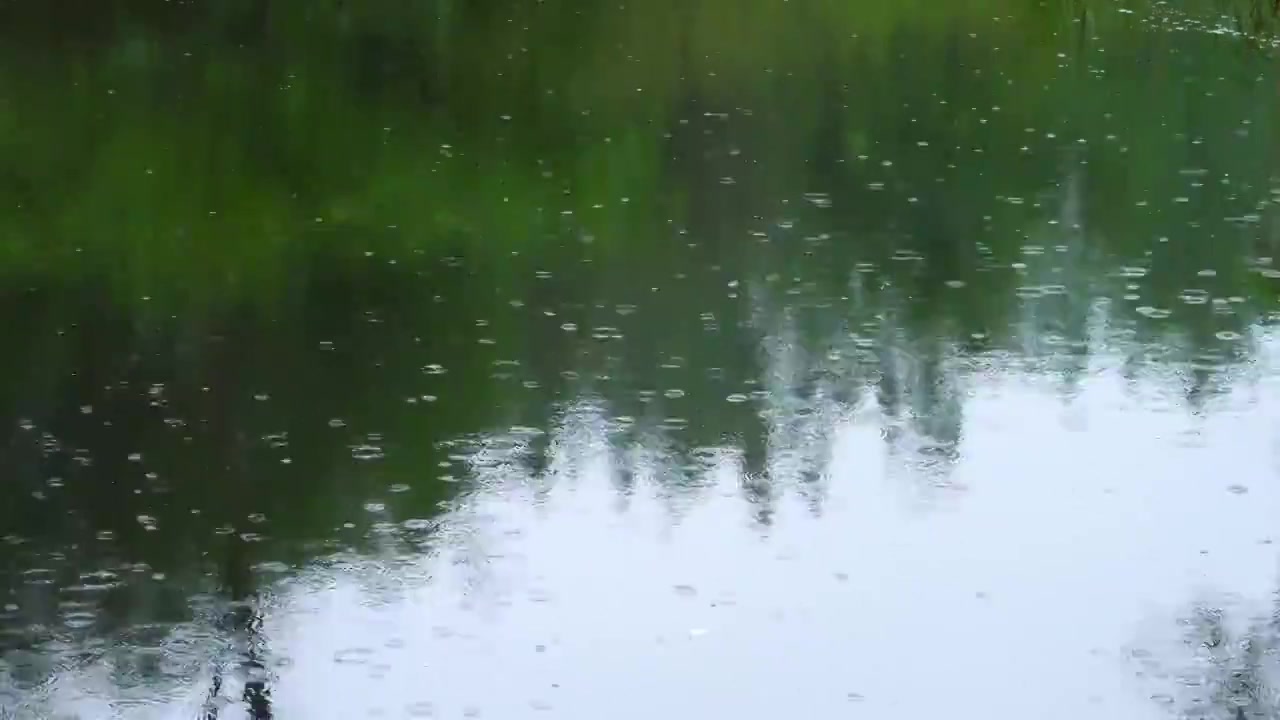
left=4, top=1, right=1280, bottom=718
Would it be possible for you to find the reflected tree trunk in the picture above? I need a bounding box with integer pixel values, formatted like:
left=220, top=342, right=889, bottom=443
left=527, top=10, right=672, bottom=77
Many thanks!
left=200, top=329, right=272, bottom=719
left=201, top=534, right=273, bottom=719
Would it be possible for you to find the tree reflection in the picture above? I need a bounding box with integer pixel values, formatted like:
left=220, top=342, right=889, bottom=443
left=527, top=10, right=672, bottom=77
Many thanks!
left=203, top=536, right=272, bottom=720
left=1163, top=592, right=1280, bottom=719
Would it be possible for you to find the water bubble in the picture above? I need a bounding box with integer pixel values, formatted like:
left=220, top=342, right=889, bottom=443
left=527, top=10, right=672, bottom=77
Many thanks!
left=22, top=568, right=55, bottom=586
left=352, top=445, right=385, bottom=461
left=334, top=647, right=375, bottom=665
left=1178, top=289, right=1209, bottom=305
left=63, top=611, right=98, bottom=629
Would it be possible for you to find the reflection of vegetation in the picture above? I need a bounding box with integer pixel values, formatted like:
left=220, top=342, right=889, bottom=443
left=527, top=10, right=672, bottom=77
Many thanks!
left=1087, top=0, right=1280, bottom=41
left=1165, top=594, right=1280, bottom=718
left=3, top=0, right=1280, bottom=712
left=0, top=0, right=1274, bottom=576
left=0, top=0, right=1275, bottom=316
left=203, top=536, right=272, bottom=720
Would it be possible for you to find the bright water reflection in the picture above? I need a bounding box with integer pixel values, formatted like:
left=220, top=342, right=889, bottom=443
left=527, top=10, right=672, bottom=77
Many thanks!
left=271, top=360, right=1280, bottom=720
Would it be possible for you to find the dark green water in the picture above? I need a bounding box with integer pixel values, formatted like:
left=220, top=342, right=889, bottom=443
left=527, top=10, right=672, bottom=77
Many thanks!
left=4, top=1, right=1280, bottom=718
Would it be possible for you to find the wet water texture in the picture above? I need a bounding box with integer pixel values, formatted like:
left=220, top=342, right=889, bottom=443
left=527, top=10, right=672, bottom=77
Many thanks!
left=5, top=1, right=1280, bottom=718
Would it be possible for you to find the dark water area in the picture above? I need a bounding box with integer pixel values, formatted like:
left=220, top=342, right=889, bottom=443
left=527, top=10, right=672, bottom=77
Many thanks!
left=4, top=1, right=1280, bottom=718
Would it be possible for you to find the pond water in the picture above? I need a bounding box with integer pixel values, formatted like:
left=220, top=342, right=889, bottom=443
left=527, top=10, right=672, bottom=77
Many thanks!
left=4, top=1, right=1280, bottom=718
